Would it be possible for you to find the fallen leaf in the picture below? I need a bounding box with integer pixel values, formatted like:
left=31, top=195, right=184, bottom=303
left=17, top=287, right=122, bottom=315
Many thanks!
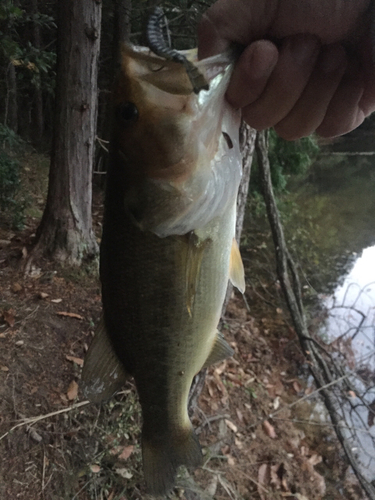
left=57, top=311, right=84, bottom=320
left=30, top=266, right=42, bottom=278
left=262, top=420, right=277, bottom=439
left=3, top=309, right=15, bottom=327
left=270, top=464, right=281, bottom=488
left=66, top=355, right=84, bottom=367
left=205, top=475, right=218, bottom=497
left=67, top=380, right=78, bottom=400
left=221, top=445, right=230, bottom=455
left=234, top=436, right=244, bottom=449
left=11, top=283, right=22, bottom=293
left=258, top=463, right=270, bottom=500
left=38, top=292, right=49, bottom=299
left=29, top=428, right=43, bottom=443
left=236, top=408, right=244, bottom=423
left=308, top=454, right=322, bottom=466
left=119, top=445, right=134, bottom=460
left=273, top=396, right=280, bottom=410
left=225, top=419, right=238, bottom=433
left=51, top=298, right=62, bottom=303
left=60, top=393, right=68, bottom=403
left=293, top=380, right=303, bottom=393
left=115, top=468, right=133, bottom=479
left=90, top=464, right=101, bottom=473
left=206, top=378, right=216, bottom=398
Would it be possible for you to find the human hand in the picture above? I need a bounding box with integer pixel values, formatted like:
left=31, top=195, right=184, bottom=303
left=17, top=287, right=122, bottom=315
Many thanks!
left=198, top=0, right=375, bottom=139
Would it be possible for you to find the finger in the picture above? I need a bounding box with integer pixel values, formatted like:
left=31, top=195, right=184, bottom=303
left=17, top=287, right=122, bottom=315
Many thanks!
left=357, top=35, right=375, bottom=118
left=226, top=41, right=279, bottom=108
left=242, top=35, right=320, bottom=130
left=316, top=62, right=365, bottom=137
left=197, top=0, right=278, bottom=58
left=275, top=44, right=347, bottom=140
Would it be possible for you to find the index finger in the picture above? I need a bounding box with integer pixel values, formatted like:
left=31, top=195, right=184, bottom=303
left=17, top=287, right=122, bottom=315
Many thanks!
left=197, top=0, right=278, bottom=58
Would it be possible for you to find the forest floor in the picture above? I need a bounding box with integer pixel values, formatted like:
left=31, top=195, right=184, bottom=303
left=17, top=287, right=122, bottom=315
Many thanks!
left=0, top=152, right=367, bottom=500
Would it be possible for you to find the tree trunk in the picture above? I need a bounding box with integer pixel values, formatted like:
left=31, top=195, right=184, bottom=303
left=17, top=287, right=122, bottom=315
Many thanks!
left=34, top=0, right=101, bottom=265
left=236, top=122, right=256, bottom=242
left=113, top=0, right=132, bottom=64
left=94, top=0, right=131, bottom=186
left=30, top=0, right=44, bottom=146
left=5, top=62, right=18, bottom=134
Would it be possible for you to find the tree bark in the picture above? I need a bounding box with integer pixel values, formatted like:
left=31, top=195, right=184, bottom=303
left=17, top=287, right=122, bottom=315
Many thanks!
left=236, top=122, right=256, bottom=242
left=30, top=0, right=44, bottom=146
left=34, top=0, right=101, bottom=265
left=95, top=0, right=131, bottom=185
left=5, top=63, right=18, bottom=133
left=113, top=0, right=132, bottom=64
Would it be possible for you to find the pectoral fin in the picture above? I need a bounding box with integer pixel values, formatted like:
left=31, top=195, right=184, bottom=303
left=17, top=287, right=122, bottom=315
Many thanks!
left=229, top=237, right=245, bottom=293
left=202, top=331, right=234, bottom=369
left=81, top=315, right=129, bottom=402
left=185, top=232, right=210, bottom=315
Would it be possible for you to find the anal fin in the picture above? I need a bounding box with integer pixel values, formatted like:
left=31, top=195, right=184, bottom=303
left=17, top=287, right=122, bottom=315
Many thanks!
left=81, top=315, right=129, bottom=402
left=202, top=331, right=234, bottom=369
left=229, top=237, right=246, bottom=293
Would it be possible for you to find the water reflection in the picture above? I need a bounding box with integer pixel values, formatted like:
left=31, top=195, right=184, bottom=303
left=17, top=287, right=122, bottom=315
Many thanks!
left=321, top=245, right=375, bottom=481
left=323, top=245, right=375, bottom=370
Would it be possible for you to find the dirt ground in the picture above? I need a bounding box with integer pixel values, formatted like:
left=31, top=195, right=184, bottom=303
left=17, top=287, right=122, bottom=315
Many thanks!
left=0, top=155, right=367, bottom=500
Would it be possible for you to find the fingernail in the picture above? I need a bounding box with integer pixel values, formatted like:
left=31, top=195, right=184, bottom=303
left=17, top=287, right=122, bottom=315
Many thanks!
left=289, top=36, right=319, bottom=65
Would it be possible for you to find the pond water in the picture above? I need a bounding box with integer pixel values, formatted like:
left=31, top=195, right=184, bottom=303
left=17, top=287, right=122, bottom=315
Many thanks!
left=289, top=134, right=375, bottom=482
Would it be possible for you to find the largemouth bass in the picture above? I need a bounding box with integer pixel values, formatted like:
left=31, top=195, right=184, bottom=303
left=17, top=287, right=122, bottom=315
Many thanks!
left=81, top=44, right=245, bottom=496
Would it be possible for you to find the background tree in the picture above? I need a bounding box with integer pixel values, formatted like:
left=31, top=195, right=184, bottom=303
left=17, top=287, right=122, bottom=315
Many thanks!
left=31, top=0, right=102, bottom=265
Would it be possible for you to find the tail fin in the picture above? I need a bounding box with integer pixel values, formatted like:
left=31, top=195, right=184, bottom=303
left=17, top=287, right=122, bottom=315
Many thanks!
left=81, top=315, right=129, bottom=402
left=142, top=427, right=202, bottom=496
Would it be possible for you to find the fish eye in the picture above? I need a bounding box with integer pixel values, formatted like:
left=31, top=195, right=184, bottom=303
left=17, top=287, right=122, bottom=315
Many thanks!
left=116, top=102, right=139, bottom=125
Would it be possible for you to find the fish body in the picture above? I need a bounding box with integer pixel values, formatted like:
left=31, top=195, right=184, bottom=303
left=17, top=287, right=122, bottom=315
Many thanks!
left=82, top=45, right=245, bottom=496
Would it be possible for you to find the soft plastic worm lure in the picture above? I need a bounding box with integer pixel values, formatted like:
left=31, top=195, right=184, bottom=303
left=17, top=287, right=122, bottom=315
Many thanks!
left=146, top=6, right=209, bottom=94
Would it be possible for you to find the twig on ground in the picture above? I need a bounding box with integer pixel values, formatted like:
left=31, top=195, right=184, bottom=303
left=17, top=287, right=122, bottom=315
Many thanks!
left=0, top=400, right=90, bottom=442
left=269, top=374, right=348, bottom=418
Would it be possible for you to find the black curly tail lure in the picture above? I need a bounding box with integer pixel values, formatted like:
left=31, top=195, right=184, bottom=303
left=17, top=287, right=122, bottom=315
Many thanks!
left=146, top=6, right=209, bottom=94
